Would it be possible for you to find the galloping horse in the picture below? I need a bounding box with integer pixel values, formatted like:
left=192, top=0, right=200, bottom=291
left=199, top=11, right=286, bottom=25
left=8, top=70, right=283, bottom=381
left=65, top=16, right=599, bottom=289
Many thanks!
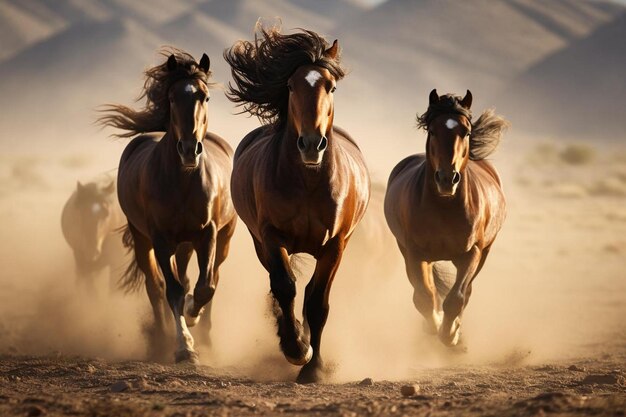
left=61, top=176, right=126, bottom=292
left=224, top=28, right=370, bottom=383
left=98, top=49, right=236, bottom=363
left=384, top=90, right=508, bottom=347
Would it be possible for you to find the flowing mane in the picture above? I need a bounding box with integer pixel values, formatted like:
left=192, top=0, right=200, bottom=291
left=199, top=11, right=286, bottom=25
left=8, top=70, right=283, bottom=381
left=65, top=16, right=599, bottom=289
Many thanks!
left=224, top=27, right=346, bottom=129
left=416, top=93, right=510, bottom=161
left=98, top=47, right=212, bottom=138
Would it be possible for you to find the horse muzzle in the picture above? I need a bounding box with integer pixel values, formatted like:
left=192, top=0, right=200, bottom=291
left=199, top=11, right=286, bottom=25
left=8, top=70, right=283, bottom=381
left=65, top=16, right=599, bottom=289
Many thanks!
left=177, top=140, right=203, bottom=168
left=435, top=169, right=461, bottom=197
left=297, top=135, right=327, bottom=167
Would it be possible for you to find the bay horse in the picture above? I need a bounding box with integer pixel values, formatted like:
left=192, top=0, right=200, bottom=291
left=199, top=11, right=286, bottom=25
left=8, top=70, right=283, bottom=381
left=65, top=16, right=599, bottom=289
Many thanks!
left=98, top=49, right=236, bottom=363
left=61, top=176, right=126, bottom=292
left=224, top=28, right=370, bottom=383
left=384, top=89, right=509, bottom=347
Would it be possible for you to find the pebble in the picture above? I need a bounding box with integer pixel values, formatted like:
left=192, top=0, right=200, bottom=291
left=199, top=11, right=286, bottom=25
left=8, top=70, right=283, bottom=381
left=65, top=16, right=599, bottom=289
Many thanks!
left=400, top=384, right=420, bottom=397
left=110, top=380, right=131, bottom=393
left=359, top=377, right=374, bottom=386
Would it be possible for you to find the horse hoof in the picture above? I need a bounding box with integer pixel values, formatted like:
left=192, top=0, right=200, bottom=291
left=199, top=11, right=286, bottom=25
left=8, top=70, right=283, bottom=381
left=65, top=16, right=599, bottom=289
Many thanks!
left=286, top=345, right=313, bottom=366
left=439, top=317, right=462, bottom=347
left=183, top=294, right=202, bottom=328
left=175, top=348, right=199, bottom=365
left=296, top=361, right=325, bottom=384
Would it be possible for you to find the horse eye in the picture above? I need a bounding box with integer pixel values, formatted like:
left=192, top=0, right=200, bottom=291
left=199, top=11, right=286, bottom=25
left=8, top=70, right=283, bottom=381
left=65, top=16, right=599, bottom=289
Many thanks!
left=330, top=86, right=336, bottom=93
left=205, top=96, right=210, bottom=103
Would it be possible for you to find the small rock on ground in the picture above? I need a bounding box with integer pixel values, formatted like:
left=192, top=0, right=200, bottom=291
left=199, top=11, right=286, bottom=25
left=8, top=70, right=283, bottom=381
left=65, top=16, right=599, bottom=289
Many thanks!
left=110, top=380, right=131, bottom=393
left=400, top=384, right=420, bottom=397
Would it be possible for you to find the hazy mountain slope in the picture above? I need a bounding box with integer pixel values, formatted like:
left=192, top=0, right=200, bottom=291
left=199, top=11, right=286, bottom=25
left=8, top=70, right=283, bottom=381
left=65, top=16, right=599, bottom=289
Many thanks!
left=335, top=0, right=624, bottom=103
left=501, top=11, right=626, bottom=139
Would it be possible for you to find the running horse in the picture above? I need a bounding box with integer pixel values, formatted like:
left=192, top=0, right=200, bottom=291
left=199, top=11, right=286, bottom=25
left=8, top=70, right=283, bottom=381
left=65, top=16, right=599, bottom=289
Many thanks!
left=61, top=176, right=127, bottom=292
left=224, top=28, right=370, bottom=383
left=384, top=90, right=508, bottom=347
left=98, top=49, right=236, bottom=363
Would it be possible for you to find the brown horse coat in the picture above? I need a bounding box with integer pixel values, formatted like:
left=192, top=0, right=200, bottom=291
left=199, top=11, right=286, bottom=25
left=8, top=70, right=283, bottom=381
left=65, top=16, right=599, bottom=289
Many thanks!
left=385, top=89, right=508, bottom=347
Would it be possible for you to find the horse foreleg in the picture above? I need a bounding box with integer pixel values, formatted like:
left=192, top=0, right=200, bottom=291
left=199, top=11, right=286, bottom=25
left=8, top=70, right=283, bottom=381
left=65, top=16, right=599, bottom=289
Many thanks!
left=297, top=237, right=344, bottom=384
left=400, top=245, right=442, bottom=335
left=196, top=218, right=236, bottom=348
left=184, top=222, right=217, bottom=328
left=259, top=227, right=311, bottom=366
left=174, top=242, right=194, bottom=293
left=153, top=234, right=197, bottom=364
left=441, top=245, right=482, bottom=346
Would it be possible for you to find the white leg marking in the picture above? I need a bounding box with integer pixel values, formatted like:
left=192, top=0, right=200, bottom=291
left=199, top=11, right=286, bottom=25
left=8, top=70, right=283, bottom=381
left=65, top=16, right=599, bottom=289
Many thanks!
left=305, top=70, right=322, bottom=87
left=449, top=317, right=461, bottom=346
left=184, top=293, right=203, bottom=327
left=174, top=307, right=195, bottom=353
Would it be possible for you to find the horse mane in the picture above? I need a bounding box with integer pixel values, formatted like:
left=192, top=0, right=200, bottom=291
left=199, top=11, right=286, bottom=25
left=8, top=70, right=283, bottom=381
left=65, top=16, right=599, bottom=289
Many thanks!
left=469, top=109, right=510, bottom=160
left=224, top=26, right=346, bottom=129
left=416, top=93, right=509, bottom=161
left=98, top=47, right=212, bottom=138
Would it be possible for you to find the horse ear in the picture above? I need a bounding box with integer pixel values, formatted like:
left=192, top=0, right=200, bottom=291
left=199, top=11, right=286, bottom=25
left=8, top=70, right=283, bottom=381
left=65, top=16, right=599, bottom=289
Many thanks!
left=199, top=53, right=210, bottom=73
left=103, top=181, right=115, bottom=195
left=429, top=89, right=439, bottom=105
left=76, top=181, right=85, bottom=199
left=167, top=54, right=177, bottom=72
left=460, top=89, right=473, bottom=109
left=325, top=40, right=339, bottom=59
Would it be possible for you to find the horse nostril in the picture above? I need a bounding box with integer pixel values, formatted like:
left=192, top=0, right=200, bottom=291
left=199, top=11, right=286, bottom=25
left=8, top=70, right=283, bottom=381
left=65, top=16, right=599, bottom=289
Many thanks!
left=297, top=136, right=306, bottom=151
left=452, top=171, right=461, bottom=185
left=195, top=141, right=203, bottom=156
left=317, top=136, right=328, bottom=151
left=177, top=141, right=184, bottom=155
left=435, top=170, right=442, bottom=183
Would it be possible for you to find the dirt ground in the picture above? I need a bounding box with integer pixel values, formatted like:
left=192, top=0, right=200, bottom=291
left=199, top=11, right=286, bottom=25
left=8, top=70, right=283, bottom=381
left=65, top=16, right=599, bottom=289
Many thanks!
left=0, top=350, right=624, bottom=417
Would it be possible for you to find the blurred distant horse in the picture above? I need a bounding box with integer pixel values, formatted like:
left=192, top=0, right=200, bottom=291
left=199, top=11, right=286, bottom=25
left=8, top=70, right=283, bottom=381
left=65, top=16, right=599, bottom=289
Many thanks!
left=224, top=28, right=370, bottom=383
left=61, top=176, right=126, bottom=292
left=99, top=49, right=236, bottom=363
left=385, top=90, right=508, bottom=347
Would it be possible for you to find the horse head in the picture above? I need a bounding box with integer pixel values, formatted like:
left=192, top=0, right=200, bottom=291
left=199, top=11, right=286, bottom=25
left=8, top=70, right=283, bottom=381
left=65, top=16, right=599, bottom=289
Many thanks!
left=424, top=89, right=473, bottom=197
left=74, top=180, right=116, bottom=261
left=287, top=41, right=339, bottom=167
left=167, top=53, right=211, bottom=169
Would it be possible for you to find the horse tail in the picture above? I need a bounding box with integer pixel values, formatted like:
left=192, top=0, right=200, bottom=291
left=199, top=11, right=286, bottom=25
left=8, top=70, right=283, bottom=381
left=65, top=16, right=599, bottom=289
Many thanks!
left=118, top=224, right=145, bottom=293
left=469, top=109, right=510, bottom=160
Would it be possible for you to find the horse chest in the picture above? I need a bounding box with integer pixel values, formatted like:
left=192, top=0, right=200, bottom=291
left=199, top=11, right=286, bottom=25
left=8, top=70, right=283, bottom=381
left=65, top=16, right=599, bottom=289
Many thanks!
left=411, top=207, right=476, bottom=257
left=151, top=193, right=212, bottom=236
left=274, top=198, right=339, bottom=254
